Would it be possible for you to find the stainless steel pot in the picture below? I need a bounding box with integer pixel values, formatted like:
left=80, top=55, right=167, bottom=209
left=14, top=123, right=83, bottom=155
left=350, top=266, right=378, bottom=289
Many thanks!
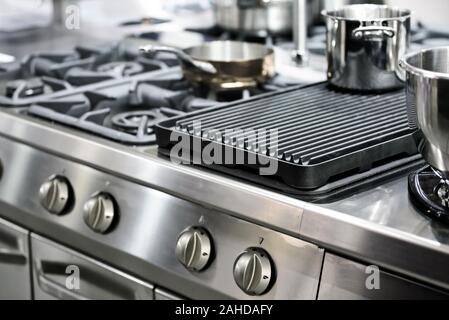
left=322, top=4, right=411, bottom=91
left=314, top=0, right=385, bottom=22
left=400, top=47, right=449, bottom=174
left=212, top=0, right=387, bottom=36
left=212, top=0, right=312, bottom=36
left=140, top=41, right=275, bottom=90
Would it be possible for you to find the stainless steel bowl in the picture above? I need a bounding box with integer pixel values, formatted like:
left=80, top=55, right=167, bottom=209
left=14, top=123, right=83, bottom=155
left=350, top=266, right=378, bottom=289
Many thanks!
left=322, top=4, right=411, bottom=91
left=400, top=47, right=449, bottom=174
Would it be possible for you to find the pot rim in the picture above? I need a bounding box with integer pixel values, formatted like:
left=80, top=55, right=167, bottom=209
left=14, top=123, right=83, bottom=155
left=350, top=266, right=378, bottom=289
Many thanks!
left=400, top=46, right=449, bottom=81
left=184, top=41, right=274, bottom=63
left=321, top=4, right=411, bottom=22
left=210, top=0, right=291, bottom=7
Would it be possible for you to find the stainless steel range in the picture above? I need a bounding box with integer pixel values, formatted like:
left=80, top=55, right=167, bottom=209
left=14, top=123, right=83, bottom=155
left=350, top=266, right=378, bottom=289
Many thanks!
left=1, top=8, right=449, bottom=300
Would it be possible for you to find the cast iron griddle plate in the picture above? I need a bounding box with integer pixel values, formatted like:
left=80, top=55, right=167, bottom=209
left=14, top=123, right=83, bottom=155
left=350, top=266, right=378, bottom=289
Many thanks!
left=156, top=82, right=420, bottom=193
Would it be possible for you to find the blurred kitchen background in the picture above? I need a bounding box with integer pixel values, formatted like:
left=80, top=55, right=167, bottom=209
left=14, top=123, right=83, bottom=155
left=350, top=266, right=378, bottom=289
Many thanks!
left=1, top=0, right=449, bottom=301
left=1, top=0, right=448, bottom=36
left=1, top=0, right=447, bottom=71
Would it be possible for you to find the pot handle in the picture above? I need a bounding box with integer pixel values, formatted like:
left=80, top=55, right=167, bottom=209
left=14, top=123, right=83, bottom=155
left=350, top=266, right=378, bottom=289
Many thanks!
left=139, top=45, right=217, bottom=75
left=352, top=26, right=396, bottom=40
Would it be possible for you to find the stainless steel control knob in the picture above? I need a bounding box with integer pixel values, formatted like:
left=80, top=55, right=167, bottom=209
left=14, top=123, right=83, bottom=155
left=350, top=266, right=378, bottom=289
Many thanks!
left=234, top=248, right=273, bottom=296
left=83, top=193, right=116, bottom=234
left=39, top=176, right=71, bottom=215
left=176, top=227, right=212, bottom=272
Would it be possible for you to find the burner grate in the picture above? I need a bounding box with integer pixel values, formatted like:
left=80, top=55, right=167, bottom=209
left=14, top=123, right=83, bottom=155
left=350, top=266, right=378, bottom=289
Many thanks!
left=156, top=83, right=420, bottom=190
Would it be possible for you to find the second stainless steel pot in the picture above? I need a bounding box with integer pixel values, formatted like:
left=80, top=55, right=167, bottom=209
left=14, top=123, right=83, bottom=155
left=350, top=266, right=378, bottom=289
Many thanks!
left=400, top=47, right=449, bottom=174
left=212, top=0, right=311, bottom=36
left=322, top=4, right=411, bottom=92
left=211, top=0, right=385, bottom=36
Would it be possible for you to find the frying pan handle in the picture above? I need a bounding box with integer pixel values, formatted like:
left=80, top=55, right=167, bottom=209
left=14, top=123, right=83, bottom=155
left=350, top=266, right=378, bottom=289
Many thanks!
left=139, top=45, right=217, bottom=75
left=352, top=26, right=396, bottom=40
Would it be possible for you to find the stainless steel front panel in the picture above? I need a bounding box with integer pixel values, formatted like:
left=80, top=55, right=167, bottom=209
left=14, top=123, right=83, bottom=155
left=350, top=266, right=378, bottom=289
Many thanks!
left=31, top=234, right=154, bottom=300
left=318, top=253, right=449, bottom=300
left=0, top=217, right=31, bottom=300
left=0, top=136, right=323, bottom=299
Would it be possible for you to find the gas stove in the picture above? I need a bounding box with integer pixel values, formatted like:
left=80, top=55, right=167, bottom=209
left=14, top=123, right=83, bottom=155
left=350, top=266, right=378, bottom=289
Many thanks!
left=1, top=21, right=449, bottom=300
left=0, top=36, right=307, bottom=146
left=156, top=82, right=424, bottom=202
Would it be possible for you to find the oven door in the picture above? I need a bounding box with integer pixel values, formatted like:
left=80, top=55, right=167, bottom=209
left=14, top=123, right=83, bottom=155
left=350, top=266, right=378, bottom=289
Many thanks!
left=31, top=234, right=154, bottom=300
left=0, top=217, right=31, bottom=300
left=318, top=253, right=449, bottom=300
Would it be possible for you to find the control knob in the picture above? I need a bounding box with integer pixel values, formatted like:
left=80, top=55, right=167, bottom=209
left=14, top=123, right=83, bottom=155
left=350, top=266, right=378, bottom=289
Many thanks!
left=176, top=226, right=212, bottom=272
left=234, top=248, right=274, bottom=296
left=83, top=193, right=116, bottom=234
left=39, top=176, right=71, bottom=215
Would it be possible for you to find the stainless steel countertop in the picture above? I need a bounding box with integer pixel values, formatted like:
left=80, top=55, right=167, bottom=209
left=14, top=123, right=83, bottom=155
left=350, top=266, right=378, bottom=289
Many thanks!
left=324, top=176, right=449, bottom=242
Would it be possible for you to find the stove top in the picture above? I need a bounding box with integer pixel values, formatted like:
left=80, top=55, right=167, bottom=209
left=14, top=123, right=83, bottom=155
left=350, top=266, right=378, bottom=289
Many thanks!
left=156, top=83, right=424, bottom=202
left=0, top=36, right=304, bottom=145
left=1, top=22, right=449, bottom=201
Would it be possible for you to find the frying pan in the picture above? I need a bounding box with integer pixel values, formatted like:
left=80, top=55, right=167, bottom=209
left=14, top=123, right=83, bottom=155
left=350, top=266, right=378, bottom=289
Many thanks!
left=140, top=41, right=275, bottom=90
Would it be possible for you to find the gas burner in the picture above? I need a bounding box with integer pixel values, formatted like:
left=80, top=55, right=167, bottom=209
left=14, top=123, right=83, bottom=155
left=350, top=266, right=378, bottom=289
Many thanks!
left=5, top=78, right=47, bottom=99
left=97, top=62, right=144, bottom=77
left=409, top=166, right=449, bottom=224
left=111, top=110, right=163, bottom=134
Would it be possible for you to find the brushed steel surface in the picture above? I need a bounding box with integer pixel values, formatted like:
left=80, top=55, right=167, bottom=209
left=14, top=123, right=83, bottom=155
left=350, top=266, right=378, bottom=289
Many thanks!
left=31, top=234, right=154, bottom=300
left=233, top=248, right=273, bottom=296
left=292, top=0, right=309, bottom=64
left=0, top=134, right=322, bottom=299
left=0, top=217, right=31, bottom=300
left=175, top=226, right=212, bottom=272
left=400, top=47, right=449, bottom=174
left=318, top=253, right=449, bottom=299
left=308, top=176, right=449, bottom=290
left=322, top=4, right=411, bottom=91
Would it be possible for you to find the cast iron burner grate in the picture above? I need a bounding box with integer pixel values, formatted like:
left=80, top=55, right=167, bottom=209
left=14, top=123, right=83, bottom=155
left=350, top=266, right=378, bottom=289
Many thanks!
left=111, top=110, right=167, bottom=135
left=156, top=82, right=422, bottom=196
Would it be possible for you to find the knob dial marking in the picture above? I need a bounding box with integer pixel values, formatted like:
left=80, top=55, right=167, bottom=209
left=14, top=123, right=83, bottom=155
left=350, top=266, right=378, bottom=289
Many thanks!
left=39, top=176, right=70, bottom=215
left=234, top=248, right=273, bottom=296
left=83, top=193, right=115, bottom=234
left=176, top=227, right=212, bottom=272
